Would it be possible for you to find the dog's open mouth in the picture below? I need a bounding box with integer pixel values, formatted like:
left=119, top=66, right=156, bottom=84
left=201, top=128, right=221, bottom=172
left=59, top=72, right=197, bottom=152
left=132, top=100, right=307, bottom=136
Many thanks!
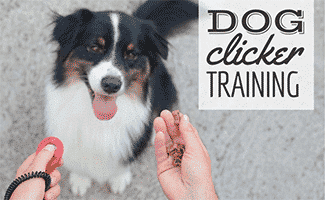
left=84, top=77, right=118, bottom=120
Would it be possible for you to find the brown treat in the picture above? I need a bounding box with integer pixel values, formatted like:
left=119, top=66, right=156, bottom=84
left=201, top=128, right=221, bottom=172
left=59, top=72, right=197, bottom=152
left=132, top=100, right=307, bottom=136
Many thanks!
left=171, top=110, right=184, bottom=144
left=170, top=148, right=182, bottom=167
left=172, top=110, right=180, bottom=126
left=165, top=110, right=186, bottom=167
left=169, top=110, right=186, bottom=168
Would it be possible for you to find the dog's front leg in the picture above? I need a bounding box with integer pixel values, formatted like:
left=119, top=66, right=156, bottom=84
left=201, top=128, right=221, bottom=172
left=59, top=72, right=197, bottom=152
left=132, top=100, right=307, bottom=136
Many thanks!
left=69, top=172, right=92, bottom=196
left=110, top=164, right=132, bottom=194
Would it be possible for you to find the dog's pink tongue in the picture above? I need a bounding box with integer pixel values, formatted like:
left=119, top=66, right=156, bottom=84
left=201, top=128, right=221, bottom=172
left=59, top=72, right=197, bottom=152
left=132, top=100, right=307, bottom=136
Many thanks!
left=92, top=93, right=117, bottom=120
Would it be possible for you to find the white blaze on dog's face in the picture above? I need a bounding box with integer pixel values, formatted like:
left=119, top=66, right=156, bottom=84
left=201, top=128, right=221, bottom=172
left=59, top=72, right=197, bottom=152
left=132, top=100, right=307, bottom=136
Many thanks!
left=88, top=61, right=125, bottom=96
left=88, top=13, right=125, bottom=97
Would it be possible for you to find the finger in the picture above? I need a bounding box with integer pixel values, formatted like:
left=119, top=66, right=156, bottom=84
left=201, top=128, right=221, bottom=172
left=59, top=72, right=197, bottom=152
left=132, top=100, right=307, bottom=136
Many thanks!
left=155, top=131, right=176, bottom=176
left=181, top=115, right=198, bottom=139
left=160, top=110, right=179, bottom=141
left=45, top=184, right=60, bottom=200
left=179, top=115, right=204, bottom=154
left=183, top=116, right=210, bottom=159
left=180, top=115, right=211, bottom=164
left=182, top=116, right=208, bottom=148
left=153, top=115, right=167, bottom=133
left=28, top=144, right=56, bottom=172
left=49, top=169, right=61, bottom=187
left=154, top=117, right=173, bottom=150
left=16, top=153, right=37, bottom=178
left=191, top=125, right=210, bottom=159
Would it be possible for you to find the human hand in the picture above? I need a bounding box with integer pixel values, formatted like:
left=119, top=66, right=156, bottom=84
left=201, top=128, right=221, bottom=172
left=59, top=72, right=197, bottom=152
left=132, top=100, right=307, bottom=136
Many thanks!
left=154, top=110, right=218, bottom=200
left=10, top=145, right=63, bottom=200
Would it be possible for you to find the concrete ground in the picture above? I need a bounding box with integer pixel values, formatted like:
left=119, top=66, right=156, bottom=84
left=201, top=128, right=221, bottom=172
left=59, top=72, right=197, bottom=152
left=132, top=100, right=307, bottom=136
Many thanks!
left=0, top=0, right=323, bottom=199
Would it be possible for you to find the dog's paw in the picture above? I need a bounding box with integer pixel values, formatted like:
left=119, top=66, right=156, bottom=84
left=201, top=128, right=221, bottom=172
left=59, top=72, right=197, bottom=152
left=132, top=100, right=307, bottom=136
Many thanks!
left=110, top=169, right=132, bottom=194
left=69, top=172, right=92, bottom=196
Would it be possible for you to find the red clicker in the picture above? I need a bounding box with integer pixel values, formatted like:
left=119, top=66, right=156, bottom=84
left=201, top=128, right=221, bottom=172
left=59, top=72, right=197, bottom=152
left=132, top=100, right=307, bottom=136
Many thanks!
left=36, top=137, right=64, bottom=174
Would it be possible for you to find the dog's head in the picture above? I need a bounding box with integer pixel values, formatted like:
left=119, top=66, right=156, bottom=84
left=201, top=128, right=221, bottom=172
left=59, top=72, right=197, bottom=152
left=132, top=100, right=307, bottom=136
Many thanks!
left=51, top=9, right=168, bottom=120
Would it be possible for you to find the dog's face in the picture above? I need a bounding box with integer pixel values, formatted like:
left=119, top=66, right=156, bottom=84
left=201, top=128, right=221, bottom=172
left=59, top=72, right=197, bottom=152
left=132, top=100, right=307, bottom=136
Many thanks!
left=52, top=9, right=168, bottom=120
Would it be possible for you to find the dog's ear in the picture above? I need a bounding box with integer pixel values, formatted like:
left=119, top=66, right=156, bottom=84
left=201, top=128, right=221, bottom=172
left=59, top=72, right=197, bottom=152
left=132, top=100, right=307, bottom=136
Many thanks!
left=51, top=9, right=93, bottom=49
left=140, top=21, right=168, bottom=60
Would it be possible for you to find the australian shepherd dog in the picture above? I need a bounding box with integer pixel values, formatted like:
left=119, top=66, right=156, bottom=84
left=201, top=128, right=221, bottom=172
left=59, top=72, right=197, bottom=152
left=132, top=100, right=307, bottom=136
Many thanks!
left=44, top=0, right=197, bottom=196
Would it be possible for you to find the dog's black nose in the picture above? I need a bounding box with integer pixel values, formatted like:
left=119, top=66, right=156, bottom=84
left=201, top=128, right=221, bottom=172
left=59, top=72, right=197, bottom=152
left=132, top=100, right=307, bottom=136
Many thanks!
left=101, top=76, right=122, bottom=94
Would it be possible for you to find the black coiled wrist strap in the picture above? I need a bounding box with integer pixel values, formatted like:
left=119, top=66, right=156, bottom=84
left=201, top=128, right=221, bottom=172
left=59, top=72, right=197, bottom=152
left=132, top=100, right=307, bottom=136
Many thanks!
left=4, top=171, right=51, bottom=200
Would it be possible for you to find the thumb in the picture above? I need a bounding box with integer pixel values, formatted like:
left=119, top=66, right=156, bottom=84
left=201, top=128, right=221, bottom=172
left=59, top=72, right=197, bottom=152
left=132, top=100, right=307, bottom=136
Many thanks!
left=29, top=144, right=56, bottom=172
left=155, top=131, right=174, bottom=176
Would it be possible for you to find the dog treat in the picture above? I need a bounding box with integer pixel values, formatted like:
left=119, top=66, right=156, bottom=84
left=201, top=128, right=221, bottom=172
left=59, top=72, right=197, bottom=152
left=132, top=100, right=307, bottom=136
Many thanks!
left=169, top=144, right=185, bottom=167
left=172, top=110, right=180, bottom=126
left=167, top=110, right=186, bottom=167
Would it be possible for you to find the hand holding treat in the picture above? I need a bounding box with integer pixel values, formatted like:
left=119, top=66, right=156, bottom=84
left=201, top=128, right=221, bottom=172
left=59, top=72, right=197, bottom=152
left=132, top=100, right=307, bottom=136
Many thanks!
left=154, top=110, right=218, bottom=200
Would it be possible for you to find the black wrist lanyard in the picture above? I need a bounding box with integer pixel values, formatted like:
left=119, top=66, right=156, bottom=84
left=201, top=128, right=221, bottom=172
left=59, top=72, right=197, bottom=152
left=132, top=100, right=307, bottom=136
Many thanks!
left=4, top=171, right=51, bottom=200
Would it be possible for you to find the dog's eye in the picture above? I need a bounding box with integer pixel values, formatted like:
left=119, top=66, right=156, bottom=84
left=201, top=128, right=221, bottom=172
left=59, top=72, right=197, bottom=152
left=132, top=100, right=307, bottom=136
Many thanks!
left=87, top=45, right=103, bottom=54
left=124, top=43, right=137, bottom=61
left=124, top=50, right=137, bottom=61
left=91, top=46, right=99, bottom=52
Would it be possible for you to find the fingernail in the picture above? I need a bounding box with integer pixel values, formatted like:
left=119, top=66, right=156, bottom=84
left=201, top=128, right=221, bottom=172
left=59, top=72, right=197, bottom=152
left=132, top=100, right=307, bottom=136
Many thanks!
left=44, top=144, right=56, bottom=151
left=157, top=131, right=165, bottom=136
left=184, top=114, right=189, bottom=121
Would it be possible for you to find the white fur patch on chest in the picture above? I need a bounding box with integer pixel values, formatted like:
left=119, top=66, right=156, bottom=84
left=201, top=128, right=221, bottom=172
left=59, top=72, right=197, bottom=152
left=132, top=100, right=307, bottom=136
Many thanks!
left=44, top=78, right=151, bottom=160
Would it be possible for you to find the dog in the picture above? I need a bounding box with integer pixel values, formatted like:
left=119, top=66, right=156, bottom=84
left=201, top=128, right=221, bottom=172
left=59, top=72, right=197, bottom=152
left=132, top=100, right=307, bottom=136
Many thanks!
left=44, top=0, right=197, bottom=196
